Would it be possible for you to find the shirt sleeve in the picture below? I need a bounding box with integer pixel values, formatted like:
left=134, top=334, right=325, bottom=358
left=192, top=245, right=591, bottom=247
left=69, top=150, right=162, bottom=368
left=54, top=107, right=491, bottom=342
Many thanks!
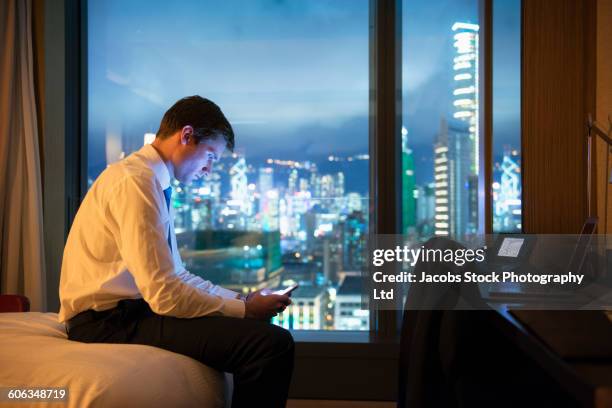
left=175, top=266, right=242, bottom=299
left=108, top=174, right=245, bottom=318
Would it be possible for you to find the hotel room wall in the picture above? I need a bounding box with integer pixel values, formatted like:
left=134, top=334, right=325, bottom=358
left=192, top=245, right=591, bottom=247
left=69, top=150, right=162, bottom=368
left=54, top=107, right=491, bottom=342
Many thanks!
left=522, top=0, right=596, bottom=234
left=596, top=0, right=612, bottom=233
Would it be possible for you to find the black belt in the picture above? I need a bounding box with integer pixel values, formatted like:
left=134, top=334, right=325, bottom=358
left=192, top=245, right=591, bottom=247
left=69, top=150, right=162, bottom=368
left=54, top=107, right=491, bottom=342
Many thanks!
left=65, top=308, right=113, bottom=332
left=66, top=298, right=149, bottom=332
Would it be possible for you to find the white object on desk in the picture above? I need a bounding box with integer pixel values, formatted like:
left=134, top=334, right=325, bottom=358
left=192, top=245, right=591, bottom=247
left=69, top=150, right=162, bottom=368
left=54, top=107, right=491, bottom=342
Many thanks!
left=498, top=237, right=525, bottom=258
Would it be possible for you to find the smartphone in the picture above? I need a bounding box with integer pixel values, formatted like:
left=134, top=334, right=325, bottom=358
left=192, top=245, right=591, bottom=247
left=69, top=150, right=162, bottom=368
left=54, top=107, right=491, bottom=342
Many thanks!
left=273, top=284, right=299, bottom=296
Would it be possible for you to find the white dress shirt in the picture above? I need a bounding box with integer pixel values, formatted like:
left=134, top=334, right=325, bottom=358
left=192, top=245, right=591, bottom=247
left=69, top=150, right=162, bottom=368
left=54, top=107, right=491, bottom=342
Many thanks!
left=58, top=144, right=245, bottom=322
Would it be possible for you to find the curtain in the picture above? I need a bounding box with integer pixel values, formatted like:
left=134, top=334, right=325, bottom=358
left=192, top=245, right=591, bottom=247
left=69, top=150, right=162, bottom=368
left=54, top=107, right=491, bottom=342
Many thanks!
left=0, top=0, right=46, bottom=311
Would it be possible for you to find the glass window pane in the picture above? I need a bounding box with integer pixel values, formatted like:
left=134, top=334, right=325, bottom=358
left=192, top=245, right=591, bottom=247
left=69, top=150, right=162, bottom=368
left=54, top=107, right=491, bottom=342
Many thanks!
left=492, top=0, right=522, bottom=233
left=86, top=0, right=369, bottom=330
left=402, top=0, right=480, bottom=241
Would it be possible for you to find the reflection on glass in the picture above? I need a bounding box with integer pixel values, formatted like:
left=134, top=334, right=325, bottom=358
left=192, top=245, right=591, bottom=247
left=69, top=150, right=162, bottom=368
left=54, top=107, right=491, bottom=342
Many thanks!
left=87, top=0, right=369, bottom=330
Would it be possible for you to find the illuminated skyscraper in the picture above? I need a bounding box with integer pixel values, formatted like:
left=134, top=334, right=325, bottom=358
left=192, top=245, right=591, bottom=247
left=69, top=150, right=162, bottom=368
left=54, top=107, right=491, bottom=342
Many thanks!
left=433, top=118, right=473, bottom=238
left=401, top=126, right=416, bottom=233
left=450, top=21, right=480, bottom=238
left=230, top=157, right=248, bottom=203
left=258, top=167, right=278, bottom=231
left=341, top=211, right=367, bottom=272
left=434, top=119, right=450, bottom=236
left=335, top=276, right=368, bottom=330
left=310, top=172, right=321, bottom=198
left=263, top=189, right=280, bottom=232
left=449, top=119, right=475, bottom=238
left=220, top=155, right=250, bottom=230
left=288, top=169, right=298, bottom=195
left=335, top=172, right=345, bottom=198
left=258, top=167, right=274, bottom=194
left=299, top=177, right=309, bottom=193
left=273, top=286, right=326, bottom=330
left=347, top=192, right=363, bottom=213
left=452, top=22, right=479, bottom=175
left=320, top=175, right=334, bottom=200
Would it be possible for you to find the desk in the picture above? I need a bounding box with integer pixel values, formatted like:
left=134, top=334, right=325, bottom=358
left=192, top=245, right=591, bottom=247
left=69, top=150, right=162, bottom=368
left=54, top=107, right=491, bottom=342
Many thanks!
left=491, top=308, right=612, bottom=408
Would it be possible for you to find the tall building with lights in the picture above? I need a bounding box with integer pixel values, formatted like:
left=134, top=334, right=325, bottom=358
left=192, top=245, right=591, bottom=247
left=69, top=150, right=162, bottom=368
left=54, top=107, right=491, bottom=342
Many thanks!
left=452, top=22, right=479, bottom=175
left=335, top=172, right=345, bottom=198
left=288, top=169, right=298, bottom=195
left=230, top=157, right=249, bottom=208
left=335, top=276, right=368, bottom=330
left=450, top=21, right=480, bottom=238
left=341, top=211, right=367, bottom=272
left=258, top=167, right=274, bottom=194
left=433, top=118, right=473, bottom=238
left=258, top=167, right=280, bottom=232
left=273, top=286, right=327, bottom=330
left=434, top=119, right=450, bottom=236
left=225, top=155, right=252, bottom=229
left=402, top=126, right=416, bottom=234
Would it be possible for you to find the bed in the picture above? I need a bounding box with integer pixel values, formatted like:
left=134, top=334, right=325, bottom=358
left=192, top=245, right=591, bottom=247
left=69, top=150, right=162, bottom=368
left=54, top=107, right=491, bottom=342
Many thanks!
left=0, top=300, right=230, bottom=408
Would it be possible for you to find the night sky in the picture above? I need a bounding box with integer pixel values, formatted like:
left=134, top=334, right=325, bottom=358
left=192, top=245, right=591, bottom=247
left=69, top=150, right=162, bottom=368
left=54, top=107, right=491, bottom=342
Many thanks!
left=87, top=0, right=520, bottom=185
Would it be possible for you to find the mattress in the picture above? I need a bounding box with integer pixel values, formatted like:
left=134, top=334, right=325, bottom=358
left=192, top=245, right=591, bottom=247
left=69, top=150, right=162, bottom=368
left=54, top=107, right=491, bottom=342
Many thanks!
left=0, top=312, right=226, bottom=408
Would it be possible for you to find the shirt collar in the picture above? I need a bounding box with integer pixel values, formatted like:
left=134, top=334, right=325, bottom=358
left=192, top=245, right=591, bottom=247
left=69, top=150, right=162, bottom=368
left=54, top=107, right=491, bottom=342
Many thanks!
left=139, top=144, right=172, bottom=190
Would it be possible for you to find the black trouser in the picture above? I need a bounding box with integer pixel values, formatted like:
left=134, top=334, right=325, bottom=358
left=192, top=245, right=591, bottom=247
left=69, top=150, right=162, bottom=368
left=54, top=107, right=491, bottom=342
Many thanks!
left=67, top=299, right=294, bottom=408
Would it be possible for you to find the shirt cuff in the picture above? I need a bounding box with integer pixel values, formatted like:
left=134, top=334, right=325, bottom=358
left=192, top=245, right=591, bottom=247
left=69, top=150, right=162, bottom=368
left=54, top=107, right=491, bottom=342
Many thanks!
left=214, top=286, right=242, bottom=300
left=222, top=297, right=246, bottom=318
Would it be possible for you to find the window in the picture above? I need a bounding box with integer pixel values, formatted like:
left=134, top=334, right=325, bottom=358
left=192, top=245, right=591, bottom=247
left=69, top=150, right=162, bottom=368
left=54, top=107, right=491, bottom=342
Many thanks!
left=492, top=0, right=521, bottom=233
left=86, top=0, right=369, bottom=330
left=402, top=0, right=522, bottom=240
left=84, top=0, right=520, bottom=334
left=402, top=0, right=481, bottom=241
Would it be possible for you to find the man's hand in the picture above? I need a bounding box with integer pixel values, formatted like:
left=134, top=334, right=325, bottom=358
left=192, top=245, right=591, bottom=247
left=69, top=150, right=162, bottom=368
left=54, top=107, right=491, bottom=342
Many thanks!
left=244, top=289, right=291, bottom=320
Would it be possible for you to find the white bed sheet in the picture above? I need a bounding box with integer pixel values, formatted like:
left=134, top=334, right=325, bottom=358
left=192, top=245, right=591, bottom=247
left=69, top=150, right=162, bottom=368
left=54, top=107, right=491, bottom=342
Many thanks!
left=0, top=312, right=226, bottom=408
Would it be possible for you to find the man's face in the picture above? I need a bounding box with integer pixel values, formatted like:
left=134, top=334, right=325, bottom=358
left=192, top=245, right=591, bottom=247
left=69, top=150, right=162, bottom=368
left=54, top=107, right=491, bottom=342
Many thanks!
left=171, top=129, right=226, bottom=185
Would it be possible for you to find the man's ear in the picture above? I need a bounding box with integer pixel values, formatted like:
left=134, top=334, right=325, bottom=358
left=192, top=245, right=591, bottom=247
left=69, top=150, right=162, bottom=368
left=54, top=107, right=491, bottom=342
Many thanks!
left=180, top=125, right=194, bottom=145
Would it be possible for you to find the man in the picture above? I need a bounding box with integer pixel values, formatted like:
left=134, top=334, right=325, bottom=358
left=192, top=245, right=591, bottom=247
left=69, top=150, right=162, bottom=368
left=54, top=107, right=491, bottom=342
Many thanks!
left=59, top=96, right=294, bottom=407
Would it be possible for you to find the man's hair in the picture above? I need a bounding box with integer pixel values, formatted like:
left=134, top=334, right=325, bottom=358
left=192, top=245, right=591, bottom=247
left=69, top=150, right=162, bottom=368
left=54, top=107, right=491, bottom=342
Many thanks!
left=156, top=96, right=235, bottom=151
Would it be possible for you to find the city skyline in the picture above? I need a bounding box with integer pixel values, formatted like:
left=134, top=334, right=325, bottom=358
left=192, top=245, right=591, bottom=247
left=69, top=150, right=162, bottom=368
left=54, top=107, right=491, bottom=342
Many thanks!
left=86, top=0, right=522, bottom=330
